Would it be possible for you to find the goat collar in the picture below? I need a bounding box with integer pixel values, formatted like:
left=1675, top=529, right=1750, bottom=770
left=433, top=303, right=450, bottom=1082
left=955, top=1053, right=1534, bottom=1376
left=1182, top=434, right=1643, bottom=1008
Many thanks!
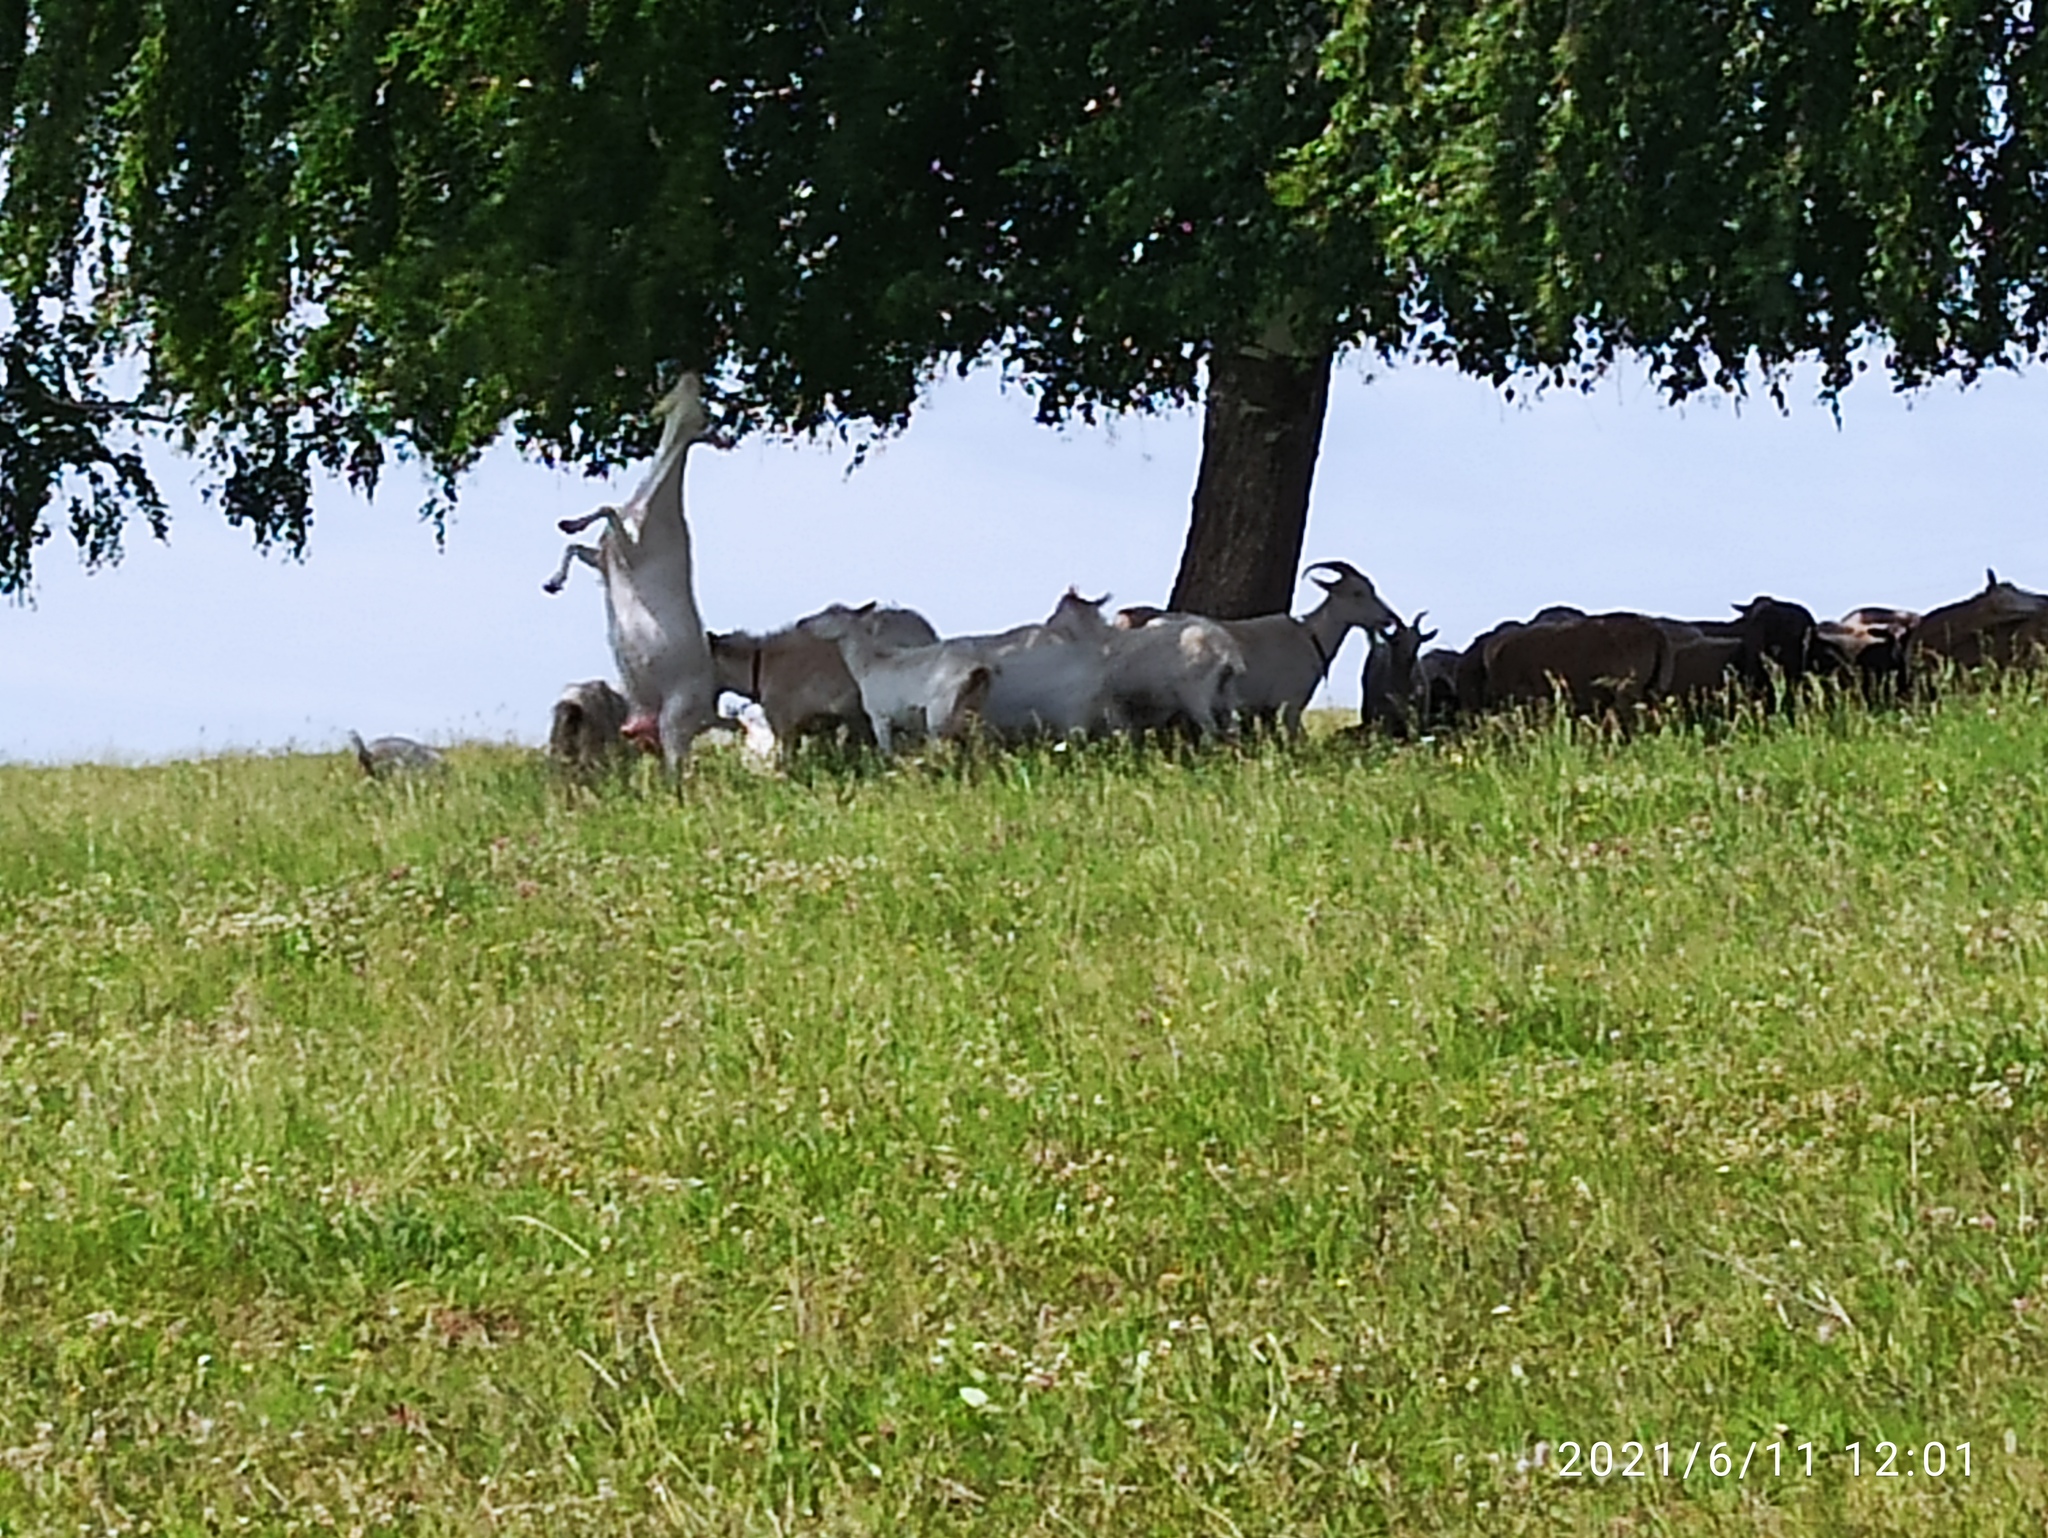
left=1306, top=627, right=1334, bottom=681
left=749, top=643, right=764, bottom=699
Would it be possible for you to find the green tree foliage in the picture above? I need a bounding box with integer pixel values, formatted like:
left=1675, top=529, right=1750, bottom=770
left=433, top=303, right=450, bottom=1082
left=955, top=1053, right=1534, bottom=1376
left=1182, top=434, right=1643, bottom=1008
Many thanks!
left=0, top=0, right=1015, bottom=594
left=949, top=0, right=1403, bottom=616
left=970, top=0, right=1394, bottom=420
left=1289, top=0, right=2048, bottom=403
left=1, top=0, right=1396, bottom=603
left=12, top=1, right=2041, bottom=604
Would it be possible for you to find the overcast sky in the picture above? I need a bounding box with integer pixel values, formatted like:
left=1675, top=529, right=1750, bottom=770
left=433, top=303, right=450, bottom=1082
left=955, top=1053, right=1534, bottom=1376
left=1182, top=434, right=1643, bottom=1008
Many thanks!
left=4, top=355, right=2046, bottom=764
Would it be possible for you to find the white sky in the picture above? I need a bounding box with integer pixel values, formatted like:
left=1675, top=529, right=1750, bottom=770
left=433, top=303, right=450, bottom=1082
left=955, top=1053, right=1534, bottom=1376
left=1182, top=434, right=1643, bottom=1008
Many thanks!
left=4, top=356, right=2045, bottom=764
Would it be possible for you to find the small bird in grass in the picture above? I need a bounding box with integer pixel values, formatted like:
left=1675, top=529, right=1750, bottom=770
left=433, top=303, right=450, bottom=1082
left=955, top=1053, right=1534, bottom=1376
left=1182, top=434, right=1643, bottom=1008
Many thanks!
left=347, top=730, right=445, bottom=778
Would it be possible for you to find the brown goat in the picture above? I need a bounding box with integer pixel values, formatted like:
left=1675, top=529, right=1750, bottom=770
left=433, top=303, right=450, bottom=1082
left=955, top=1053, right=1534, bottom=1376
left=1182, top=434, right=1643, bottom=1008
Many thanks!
left=710, top=605, right=940, bottom=759
left=1481, top=613, right=1673, bottom=716
left=1913, top=569, right=2048, bottom=671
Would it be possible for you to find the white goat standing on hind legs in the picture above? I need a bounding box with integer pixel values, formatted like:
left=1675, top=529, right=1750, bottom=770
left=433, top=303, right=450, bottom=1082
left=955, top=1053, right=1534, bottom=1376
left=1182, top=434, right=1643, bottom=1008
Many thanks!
left=542, top=376, right=720, bottom=770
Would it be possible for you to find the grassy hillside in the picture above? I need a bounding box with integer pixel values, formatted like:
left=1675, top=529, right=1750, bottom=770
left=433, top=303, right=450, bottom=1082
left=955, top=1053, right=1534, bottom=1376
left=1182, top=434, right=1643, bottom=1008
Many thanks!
left=2, top=695, right=2046, bottom=1534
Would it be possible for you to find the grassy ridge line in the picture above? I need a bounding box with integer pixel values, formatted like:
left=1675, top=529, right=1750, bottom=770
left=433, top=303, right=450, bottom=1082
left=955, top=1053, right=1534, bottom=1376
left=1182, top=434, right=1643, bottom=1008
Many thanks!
left=0, top=698, right=2044, bottom=1534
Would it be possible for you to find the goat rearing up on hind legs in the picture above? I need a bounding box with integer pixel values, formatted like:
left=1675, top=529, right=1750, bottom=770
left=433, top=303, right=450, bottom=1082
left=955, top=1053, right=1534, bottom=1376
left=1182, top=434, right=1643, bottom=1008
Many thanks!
left=542, top=376, right=721, bottom=770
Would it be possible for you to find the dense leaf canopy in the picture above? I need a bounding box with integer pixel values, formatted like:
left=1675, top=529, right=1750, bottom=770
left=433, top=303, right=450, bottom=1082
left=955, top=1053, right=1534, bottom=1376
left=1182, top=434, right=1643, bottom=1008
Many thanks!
left=1289, top=0, right=2048, bottom=402
left=5, top=1, right=2045, bottom=596
left=2, top=0, right=990, bottom=589
left=0, top=0, right=1389, bottom=594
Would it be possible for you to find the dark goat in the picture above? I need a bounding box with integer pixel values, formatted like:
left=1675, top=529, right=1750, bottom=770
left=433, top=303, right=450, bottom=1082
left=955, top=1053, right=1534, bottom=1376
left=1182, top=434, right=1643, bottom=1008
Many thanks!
left=1912, top=569, right=2048, bottom=672
left=1361, top=611, right=1437, bottom=735
left=1683, top=596, right=1818, bottom=706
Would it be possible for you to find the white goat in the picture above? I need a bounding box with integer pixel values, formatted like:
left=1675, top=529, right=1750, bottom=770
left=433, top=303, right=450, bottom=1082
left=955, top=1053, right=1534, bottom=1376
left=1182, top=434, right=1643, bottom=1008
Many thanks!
left=1221, top=560, right=1400, bottom=734
left=794, top=603, right=940, bottom=650
left=541, top=376, right=719, bottom=769
left=925, top=602, right=1117, bottom=741
left=1047, top=590, right=1243, bottom=740
left=974, top=631, right=1116, bottom=741
left=802, top=605, right=994, bottom=755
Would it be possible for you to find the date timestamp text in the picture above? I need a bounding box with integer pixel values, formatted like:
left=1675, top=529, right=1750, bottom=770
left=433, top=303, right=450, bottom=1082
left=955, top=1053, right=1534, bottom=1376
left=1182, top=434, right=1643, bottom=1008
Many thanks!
left=1552, top=1439, right=1974, bottom=1480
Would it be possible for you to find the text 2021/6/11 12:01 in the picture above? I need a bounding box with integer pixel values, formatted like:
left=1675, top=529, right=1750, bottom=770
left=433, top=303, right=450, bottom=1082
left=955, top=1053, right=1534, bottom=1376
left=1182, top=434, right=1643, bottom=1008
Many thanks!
left=1551, top=1440, right=1975, bottom=1479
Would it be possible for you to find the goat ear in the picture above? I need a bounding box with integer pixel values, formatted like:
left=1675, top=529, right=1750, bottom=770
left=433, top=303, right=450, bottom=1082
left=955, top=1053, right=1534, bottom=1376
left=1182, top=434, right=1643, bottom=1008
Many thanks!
left=855, top=600, right=878, bottom=615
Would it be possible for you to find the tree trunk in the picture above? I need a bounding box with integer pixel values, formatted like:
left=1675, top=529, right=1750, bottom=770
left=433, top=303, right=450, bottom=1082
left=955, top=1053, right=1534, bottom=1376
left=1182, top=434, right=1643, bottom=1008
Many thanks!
left=1167, top=343, right=1334, bottom=620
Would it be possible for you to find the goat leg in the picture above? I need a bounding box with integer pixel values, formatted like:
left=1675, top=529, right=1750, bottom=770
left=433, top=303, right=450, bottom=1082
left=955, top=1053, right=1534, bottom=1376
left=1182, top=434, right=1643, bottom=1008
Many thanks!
left=542, top=543, right=600, bottom=594
left=557, top=505, right=628, bottom=539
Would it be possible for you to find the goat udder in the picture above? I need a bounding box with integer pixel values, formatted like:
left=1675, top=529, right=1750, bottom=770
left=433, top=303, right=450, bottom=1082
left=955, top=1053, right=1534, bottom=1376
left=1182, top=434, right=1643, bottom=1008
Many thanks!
left=621, top=714, right=664, bottom=754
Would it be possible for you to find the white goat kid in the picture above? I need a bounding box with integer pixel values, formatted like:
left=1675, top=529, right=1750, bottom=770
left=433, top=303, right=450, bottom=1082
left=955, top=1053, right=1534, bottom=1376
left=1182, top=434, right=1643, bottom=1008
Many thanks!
left=803, top=605, right=994, bottom=756
left=541, top=376, right=719, bottom=769
left=1223, top=560, right=1400, bottom=735
left=1047, top=590, right=1243, bottom=740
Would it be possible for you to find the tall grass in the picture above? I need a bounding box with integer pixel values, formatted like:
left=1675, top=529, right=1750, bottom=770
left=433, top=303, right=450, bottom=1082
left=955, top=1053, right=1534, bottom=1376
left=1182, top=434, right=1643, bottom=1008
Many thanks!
left=2, top=690, right=2045, bottom=1533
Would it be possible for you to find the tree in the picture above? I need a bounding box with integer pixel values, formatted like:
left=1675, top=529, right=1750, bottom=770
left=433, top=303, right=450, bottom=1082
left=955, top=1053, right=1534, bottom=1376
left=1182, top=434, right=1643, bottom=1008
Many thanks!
left=13, top=3, right=2039, bottom=612
left=0, top=1, right=1012, bottom=595
left=959, top=0, right=1402, bottom=617
left=1287, top=0, right=2048, bottom=403
left=3, top=1, right=1405, bottom=616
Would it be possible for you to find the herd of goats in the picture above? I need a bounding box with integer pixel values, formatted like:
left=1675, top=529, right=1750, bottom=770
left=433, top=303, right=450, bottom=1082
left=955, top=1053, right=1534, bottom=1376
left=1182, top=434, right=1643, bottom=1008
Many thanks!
left=332, top=377, right=2048, bottom=778
left=515, top=564, right=2044, bottom=776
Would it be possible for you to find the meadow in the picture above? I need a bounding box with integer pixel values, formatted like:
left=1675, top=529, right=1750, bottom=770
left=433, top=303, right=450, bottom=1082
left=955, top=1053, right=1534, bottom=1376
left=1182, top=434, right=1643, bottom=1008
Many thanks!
left=1, top=691, right=2045, bottom=1535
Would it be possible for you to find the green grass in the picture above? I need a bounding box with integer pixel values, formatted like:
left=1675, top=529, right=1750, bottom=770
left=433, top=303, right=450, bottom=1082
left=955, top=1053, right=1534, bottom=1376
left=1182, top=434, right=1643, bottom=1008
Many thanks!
left=3, top=692, right=2046, bottom=1534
